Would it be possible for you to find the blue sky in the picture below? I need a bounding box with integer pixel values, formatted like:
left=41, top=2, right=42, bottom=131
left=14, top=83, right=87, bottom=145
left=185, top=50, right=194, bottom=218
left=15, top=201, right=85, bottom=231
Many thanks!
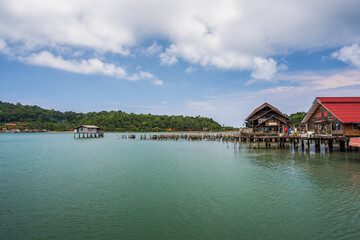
left=1, top=0, right=360, bottom=127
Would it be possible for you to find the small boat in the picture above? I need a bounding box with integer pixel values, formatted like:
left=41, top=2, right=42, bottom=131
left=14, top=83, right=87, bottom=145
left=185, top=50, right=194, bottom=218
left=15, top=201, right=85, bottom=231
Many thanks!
left=349, top=138, right=360, bottom=148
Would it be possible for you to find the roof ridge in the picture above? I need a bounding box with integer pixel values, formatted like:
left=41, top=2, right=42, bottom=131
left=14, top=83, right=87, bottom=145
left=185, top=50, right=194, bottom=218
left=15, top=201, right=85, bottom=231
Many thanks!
left=245, top=102, right=287, bottom=121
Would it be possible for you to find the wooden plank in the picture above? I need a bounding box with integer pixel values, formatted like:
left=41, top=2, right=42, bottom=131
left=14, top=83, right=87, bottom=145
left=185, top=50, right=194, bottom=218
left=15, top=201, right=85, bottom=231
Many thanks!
left=344, top=124, right=360, bottom=137
left=349, top=138, right=360, bottom=147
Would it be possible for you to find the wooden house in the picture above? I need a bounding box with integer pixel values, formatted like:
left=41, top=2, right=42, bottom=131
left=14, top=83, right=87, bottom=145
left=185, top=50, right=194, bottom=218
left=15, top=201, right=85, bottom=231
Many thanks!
left=301, top=97, right=360, bottom=137
left=74, top=125, right=103, bottom=138
left=245, top=102, right=289, bottom=133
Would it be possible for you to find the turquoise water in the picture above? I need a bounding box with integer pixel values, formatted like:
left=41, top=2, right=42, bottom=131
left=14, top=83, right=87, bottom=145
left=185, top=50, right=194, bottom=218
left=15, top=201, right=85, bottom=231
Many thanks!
left=1, top=133, right=360, bottom=240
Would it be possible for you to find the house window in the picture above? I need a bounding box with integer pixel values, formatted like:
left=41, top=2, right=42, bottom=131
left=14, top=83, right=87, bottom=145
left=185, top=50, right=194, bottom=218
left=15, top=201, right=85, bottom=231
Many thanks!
left=323, top=111, right=327, bottom=117
left=318, top=112, right=322, bottom=118
left=332, top=123, right=341, bottom=131
left=354, top=123, right=360, bottom=130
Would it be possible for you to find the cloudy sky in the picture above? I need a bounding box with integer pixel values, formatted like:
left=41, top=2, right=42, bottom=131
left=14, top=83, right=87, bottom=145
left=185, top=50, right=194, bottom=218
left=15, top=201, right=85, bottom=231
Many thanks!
left=1, top=0, right=360, bottom=126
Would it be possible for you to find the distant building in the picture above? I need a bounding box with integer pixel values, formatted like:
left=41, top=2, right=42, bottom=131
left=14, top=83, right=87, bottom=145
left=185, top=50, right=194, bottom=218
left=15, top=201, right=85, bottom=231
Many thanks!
left=301, top=97, right=360, bottom=137
left=73, top=125, right=103, bottom=138
left=245, top=102, right=288, bottom=133
left=2, top=129, right=20, bottom=133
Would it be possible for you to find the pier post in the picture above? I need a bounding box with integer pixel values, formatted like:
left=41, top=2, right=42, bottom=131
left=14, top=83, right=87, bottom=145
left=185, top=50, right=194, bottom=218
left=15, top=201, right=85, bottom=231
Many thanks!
left=316, top=139, right=321, bottom=152
left=307, top=139, right=310, bottom=150
left=301, top=139, right=304, bottom=151
left=339, top=140, right=345, bottom=152
left=324, top=140, right=328, bottom=152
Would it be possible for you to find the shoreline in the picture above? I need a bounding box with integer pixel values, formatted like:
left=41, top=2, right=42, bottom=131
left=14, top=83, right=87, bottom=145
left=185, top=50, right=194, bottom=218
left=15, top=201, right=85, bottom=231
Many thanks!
left=2, top=130, right=239, bottom=134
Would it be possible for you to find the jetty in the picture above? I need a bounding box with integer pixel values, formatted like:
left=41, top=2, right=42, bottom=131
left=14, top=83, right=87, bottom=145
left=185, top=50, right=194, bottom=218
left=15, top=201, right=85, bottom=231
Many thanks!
left=73, top=125, right=104, bottom=138
left=115, top=132, right=359, bottom=152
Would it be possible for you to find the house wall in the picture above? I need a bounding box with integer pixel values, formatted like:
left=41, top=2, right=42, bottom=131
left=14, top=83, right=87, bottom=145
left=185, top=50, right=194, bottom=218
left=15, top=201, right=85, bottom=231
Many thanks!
left=307, top=105, right=344, bottom=134
left=344, top=124, right=360, bottom=137
left=308, top=105, right=339, bottom=123
left=306, top=105, right=360, bottom=136
left=76, top=127, right=98, bottom=134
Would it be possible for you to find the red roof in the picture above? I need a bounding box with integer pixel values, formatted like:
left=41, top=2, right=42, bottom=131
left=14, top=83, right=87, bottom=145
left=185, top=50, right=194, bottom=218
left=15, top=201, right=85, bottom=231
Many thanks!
left=317, top=97, right=360, bottom=103
left=317, top=97, right=360, bottom=123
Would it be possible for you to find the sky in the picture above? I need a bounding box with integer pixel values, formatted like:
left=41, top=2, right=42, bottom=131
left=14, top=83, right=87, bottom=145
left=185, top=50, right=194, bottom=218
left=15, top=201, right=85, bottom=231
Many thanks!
left=1, top=0, right=360, bottom=127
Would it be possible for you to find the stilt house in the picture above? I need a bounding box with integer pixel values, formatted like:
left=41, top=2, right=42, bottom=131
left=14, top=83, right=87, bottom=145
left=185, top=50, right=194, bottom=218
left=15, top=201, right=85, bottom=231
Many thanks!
left=301, top=97, right=360, bottom=137
left=245, top=102, right=288, bottom=133
left=73, top=125, right=103, bottom=138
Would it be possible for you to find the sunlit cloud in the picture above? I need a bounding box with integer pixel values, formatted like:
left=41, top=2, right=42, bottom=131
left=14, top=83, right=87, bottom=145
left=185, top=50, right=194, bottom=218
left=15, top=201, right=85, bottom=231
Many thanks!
left=332, top=44, right=360, bottom=68
left=19, top=50, right=161, bottom=84
left=1, top=0, right=359, bottom=79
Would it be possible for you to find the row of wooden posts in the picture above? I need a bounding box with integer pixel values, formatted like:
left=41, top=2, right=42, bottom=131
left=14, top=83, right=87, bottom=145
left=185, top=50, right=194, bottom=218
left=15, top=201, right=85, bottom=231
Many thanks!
left=74, top=133, right=104, bottom=138
left=117, top=132, right=356, bottom=152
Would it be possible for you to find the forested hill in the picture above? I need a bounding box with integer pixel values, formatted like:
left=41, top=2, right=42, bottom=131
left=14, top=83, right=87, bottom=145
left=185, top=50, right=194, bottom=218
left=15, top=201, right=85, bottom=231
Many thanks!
left=0, top=101, right=236, bottom=131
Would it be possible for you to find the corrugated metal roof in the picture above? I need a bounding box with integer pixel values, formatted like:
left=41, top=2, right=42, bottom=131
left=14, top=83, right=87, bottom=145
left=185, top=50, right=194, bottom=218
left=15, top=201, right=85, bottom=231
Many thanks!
left=74, top=125, right=101, bottom=129
left=302, top=97, right=360, bottom=123
left=321, top=102, right=360, bottom=123
left=317, top=97, right=360, bottom=103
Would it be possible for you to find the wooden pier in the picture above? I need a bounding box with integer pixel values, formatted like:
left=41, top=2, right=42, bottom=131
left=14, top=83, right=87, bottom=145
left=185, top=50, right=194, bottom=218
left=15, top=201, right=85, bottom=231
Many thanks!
left=74, top=132, right=104, bottom=138
left=73, top=125, right=104, bottom=138
left=117, top=132, right=358, bottom=152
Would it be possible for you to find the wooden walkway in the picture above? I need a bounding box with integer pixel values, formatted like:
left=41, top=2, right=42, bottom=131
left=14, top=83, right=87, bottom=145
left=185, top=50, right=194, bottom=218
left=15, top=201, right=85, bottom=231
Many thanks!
left=117, top=132, right=357, bottom=152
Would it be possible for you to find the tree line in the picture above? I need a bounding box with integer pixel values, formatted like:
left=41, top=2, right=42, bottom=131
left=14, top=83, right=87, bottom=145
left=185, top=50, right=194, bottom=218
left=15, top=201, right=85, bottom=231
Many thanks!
left=287, top=112, right=307, bottom=125
left=0, top=101, right=237, bottom=132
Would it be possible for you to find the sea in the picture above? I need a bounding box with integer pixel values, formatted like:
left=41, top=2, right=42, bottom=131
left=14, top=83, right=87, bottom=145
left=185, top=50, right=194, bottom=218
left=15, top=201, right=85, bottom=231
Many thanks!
left=1, top=133, right=360, bottom=240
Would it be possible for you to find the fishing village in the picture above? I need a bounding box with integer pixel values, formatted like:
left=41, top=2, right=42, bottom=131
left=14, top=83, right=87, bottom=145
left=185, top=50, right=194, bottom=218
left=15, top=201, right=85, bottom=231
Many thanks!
left=69, top=97, right=360, bottom=154
left=2, top=97, right=360, bottom=153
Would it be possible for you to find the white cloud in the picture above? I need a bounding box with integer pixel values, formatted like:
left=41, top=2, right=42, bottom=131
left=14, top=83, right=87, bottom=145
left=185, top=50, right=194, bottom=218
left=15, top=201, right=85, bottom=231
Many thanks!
left=332, top=44, right=360, bottom=68
left=251, top=57, right=278, bottom=80
left=144, top=42, right=162, bottom=55
left=281, top=69, right=360, bottom=90
left=128, top=71, right=155, bottom=81
left=127, top=71, right=162, bottom=85
left=159, top=44, right=178, bottom=65
left=1, top=0, right=359, bottom=79
left=22, top=51, right=128, bottom=78
left=0, top=39, right=11, bottom=55
left=20, top=51, right=162, bottom=84
left=0, top=39, right=6, bottom=50
left=152, top=79, right=164, bottom=86
left=185, top=66, right=196, bottom=74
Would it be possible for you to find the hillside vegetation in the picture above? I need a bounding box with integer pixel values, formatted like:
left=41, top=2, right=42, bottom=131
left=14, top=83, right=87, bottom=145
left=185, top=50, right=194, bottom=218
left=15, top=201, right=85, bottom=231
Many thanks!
left=287, top=112, right=307, bottom=124
left=0, top=101, right=236, bottom=132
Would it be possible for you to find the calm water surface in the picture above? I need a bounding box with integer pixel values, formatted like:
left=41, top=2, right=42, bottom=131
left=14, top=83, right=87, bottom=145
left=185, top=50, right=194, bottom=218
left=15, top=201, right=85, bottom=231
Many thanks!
left=1, top=133, right=360, bottom=240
